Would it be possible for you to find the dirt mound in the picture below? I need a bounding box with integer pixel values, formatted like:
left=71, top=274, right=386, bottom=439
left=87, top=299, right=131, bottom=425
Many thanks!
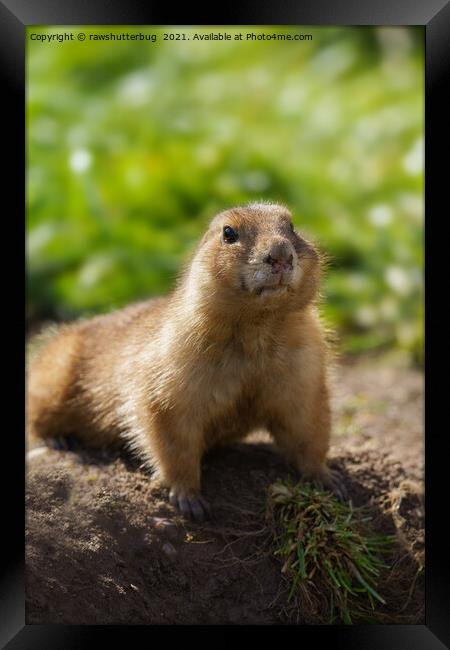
left=26, top=438, right=424, bottom=624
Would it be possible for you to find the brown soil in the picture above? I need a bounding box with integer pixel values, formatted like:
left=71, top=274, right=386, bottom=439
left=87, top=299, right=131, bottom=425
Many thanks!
left=26, top=354, right=424, bottom=625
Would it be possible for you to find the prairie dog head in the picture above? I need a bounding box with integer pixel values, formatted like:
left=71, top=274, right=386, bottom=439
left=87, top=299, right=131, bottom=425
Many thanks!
left=189, top=203, right=321, bottom=312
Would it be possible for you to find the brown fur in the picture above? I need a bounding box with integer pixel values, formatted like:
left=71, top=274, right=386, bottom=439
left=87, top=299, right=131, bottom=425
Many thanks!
left=27, top=203, right=341, bottom=519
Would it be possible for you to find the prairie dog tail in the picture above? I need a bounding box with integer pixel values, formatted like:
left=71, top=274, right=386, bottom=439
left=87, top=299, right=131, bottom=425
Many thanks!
left=26, top=324, right=82, bottom=452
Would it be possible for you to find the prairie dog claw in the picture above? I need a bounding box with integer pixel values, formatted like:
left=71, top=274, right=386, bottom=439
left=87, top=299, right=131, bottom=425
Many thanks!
left=313, top=467, right=348, bottom=501
left=169, top=489, right=211, bottom=522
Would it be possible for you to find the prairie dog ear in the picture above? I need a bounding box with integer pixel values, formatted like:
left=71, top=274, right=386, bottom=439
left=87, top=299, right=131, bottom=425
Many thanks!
left=198, top=227, right=215, bottom=247
left=198, top=215, right=223, bottom=247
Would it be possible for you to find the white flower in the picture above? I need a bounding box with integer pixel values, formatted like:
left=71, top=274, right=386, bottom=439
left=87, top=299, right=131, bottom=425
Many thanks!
left=356, top=305, right=377, bottom=327
left=403, top=138, right=423, bottom=176
left=117, top=70, right=154, bottom=107
left=69, top=149, right=91, bottom=174
left=28, top=223, right=56, bottom=256
left=78, top=256, right=114, bottom=287
left=368, top=204, right=392, bottom=227
left=385, top=266, right=412, bottom=295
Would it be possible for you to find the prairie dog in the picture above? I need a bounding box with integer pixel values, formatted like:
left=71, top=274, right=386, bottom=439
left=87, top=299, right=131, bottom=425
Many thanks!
left=27, top=203, right=343, bottom=521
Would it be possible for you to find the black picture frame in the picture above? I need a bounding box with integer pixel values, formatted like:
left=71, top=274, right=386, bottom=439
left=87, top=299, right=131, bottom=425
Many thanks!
left=3, top=0, right=449, bottom=646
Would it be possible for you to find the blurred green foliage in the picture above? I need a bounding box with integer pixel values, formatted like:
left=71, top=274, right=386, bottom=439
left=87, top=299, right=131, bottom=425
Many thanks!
left=27, top=26, right=424, bottom=363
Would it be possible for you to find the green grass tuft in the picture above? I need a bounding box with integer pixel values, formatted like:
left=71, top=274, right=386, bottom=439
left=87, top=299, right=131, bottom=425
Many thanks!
left=266, top=480, right=395, bottom=624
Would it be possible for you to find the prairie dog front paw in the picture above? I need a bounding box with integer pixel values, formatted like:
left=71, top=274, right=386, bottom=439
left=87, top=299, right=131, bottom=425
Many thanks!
left=169, top=488, right=211, bottom=522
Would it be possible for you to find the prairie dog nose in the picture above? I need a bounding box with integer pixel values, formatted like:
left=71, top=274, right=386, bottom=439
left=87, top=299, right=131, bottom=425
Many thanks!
left=264, top=240, right=294, bottom=272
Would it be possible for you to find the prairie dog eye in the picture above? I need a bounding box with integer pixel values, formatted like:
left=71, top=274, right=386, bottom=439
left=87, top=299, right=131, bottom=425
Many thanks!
left=223, top=226, right=238, bottom=243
